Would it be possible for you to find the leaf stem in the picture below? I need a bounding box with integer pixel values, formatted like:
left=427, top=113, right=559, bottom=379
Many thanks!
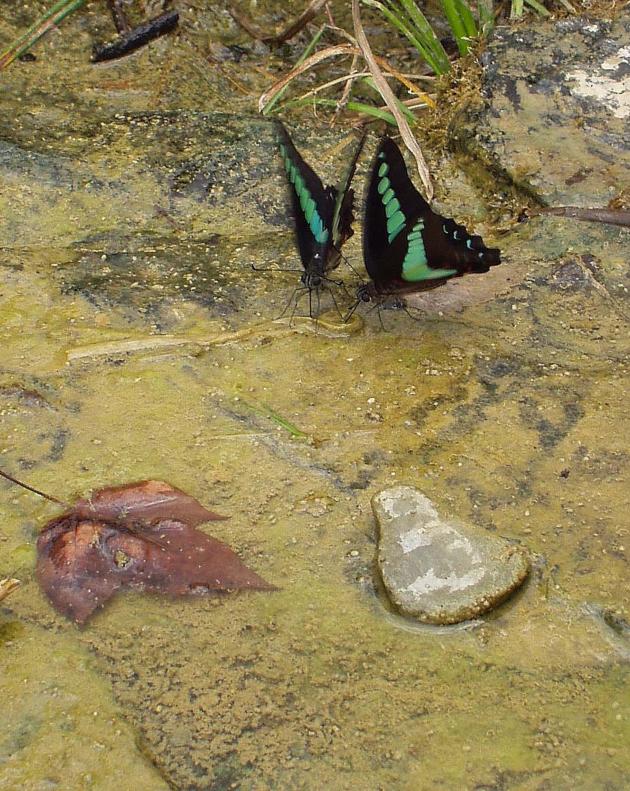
left=0, top=469, right=67, bottom=506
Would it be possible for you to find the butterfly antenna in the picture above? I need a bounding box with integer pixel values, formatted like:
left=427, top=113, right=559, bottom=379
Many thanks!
left=338, top=250, right=363, bottom=280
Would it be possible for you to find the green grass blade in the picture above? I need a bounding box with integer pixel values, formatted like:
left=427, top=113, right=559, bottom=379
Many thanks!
left=278, top=96, right=400, bottom=124
left=523, top=0, right=551, bottom=14
left=510, top=0, right=524, bottom=18
left=361, top=0, right=438, bottom=73
left=477, top=0, right=495, bottom=35
left=362, top=0, right=450, bottom=75
left=262, top=405, right=308, bottom=439
left=238, top=396, right=308, bottom=439
left=456, top=0, right=479, bottom=38
left=1, top=0, right=75, bottom=54
left=388, top=0, right=451, bottom=73
left=439, top=0, right=478, bottom=54
left=0, top=0, right=86, bottom=70
left=361, top=76, right=417, bottom=121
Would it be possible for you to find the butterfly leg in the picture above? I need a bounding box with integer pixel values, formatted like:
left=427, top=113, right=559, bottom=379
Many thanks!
left=327, top=282, right=344, bottom=320
left=276, top=286, right=303, bottom=320
left=361, top=299, right=389, bottom=331
left=289, top=287, right=308, bottom=327
left=401, top=304, right=425, bottom=323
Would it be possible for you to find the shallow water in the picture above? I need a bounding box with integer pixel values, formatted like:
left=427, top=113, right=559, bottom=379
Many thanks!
left=1, top=3, right=629, bottom=789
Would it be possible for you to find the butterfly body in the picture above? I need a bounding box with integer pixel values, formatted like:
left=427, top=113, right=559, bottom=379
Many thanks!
left=277, top=123, right=364, bottom=304
left=360, top=138, right=501, bottom=304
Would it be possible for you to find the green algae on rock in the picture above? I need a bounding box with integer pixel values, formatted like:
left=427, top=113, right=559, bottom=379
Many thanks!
left=372, top=486, right=530, bottom=624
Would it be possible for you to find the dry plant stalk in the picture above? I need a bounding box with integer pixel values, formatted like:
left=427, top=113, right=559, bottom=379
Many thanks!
left=351, top=0, right=433, bottom=199
left=259, top=44, right=435, bottom=114
left=259, top=44, right=357, bottom=111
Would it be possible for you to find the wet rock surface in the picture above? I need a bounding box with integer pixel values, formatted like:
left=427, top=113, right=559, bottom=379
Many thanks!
left=373, top=486, right=529, bottom=623
left=466, top=16, right=630, bottom=205
left=1, top=1, right=630, bottom=789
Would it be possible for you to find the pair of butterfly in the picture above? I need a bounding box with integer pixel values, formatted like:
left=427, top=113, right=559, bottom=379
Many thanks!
left=277, top=122, right=501, bottom=317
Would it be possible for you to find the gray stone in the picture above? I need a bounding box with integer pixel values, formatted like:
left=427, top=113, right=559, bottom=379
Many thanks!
left=461, top=16, right=630, bottom=206
left=372, top=486, right=530, bottom=625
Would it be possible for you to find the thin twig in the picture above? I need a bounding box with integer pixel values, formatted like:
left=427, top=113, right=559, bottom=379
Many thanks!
left=107, top=0, right=131, bottom=34
left=300, top=68, right=370, bottom=100
left=352, top=0, right=433, bottom=199
left=259, top=43, right=355, bottom=111
left=533, top=207, right=630, bottom=228
left=0, top=469, right=68, bottom=507
left=261, top=25, right=327, bottom=115
left=230, top=0, right=328, bottom=45
left=331, top=54, right=360, bottom=125
left=260, top=42, right=435, bottom=114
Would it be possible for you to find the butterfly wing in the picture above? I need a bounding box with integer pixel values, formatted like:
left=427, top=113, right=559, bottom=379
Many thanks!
left=331, top=131, right=367, bottom=254
left=364, top=138, right=501, bottom=291
left=277, top=122, right=335, bottom=276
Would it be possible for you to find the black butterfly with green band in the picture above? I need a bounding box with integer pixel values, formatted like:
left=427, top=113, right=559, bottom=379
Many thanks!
left=276, top=122, right=366, bottom=306
left=358, top=137, right=501, bottom=306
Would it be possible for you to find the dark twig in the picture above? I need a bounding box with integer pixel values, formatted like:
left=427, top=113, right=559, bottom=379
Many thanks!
left=107, top=0, right=131, bottom=34
left=92, top=9, right=179, bottom=62
left=230, top=0, right=328, bottom=46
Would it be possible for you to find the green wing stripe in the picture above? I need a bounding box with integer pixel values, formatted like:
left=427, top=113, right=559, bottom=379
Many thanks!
left=402, top=220, right=457, bottom=282
left=304, top=197, right=315, bottom=223
left=387, top=210, right=406, bottom=242
left=282, top=151, right=329, bottom=244
left=377, top=166, right=407, bottom=242
left=382, top=187, right=395, bottom=205
left=385, top=197, right=401, bottom=219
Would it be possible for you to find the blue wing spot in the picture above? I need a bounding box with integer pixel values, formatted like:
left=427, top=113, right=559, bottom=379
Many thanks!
left=378, top=162, right=389, bottom=178
left=377, top=176, right=390, bottom=195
